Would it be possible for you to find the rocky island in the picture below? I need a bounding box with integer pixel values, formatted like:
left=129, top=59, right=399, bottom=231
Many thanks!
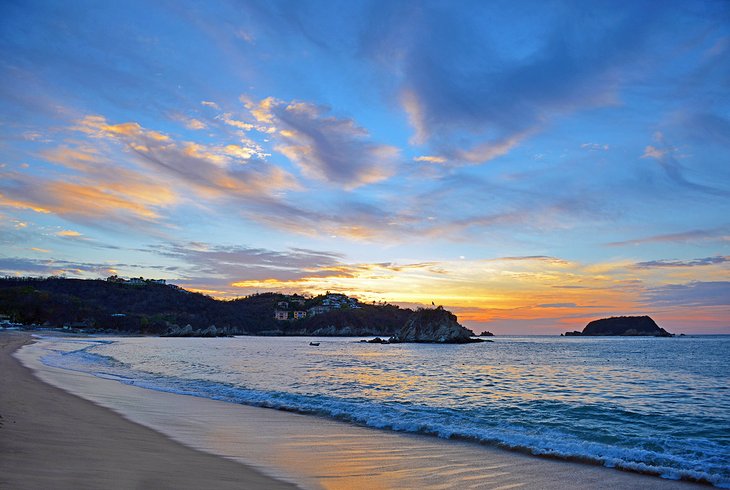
left=388, top=306, right=485, bottom=344
left=564, top=315, right=672, bottom=337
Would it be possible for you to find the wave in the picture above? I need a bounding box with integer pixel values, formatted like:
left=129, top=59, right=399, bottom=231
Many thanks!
left=39, top=340, right=729, bottom=488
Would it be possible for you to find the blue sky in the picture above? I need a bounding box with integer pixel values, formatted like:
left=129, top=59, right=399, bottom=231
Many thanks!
left=1, top=0, right=728, bottom=333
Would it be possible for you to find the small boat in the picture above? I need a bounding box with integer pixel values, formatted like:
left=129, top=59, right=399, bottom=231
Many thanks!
left=309, top=341, right=320, bottom=346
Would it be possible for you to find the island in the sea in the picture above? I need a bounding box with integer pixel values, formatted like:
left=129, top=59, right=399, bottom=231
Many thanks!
left=563, top=315, right=673, bottom=337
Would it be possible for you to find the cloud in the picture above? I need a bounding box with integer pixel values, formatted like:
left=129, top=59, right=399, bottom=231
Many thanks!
left=155, top=242, right=346, bottom=283
left=492, top=256, right=571, bottom=265
left=201, top=100, right=220, bottom=109
left=170, top=114, right=207, bottom=130
left=218, top=112, right=255, bottom=131
left=414, top=155, right=446, bottom=164
left=56, top=230, right=82, bottom=237
left=537, top=303, right=579, bottom=308
left=641, top=145, right=667, bottom=159
left=362, top=1, right=655, bottom=163
left=75, top=115, right=170, bottom=142
left=72, top=114, right=295, bottom=198
left=0, top=257, right=118, bottom=277
left=581, top=143, right=610, bottom=151
left=8, top=114, right=412, bottom=242
left=634, top=256, right=729, bottom=269
left=640, top=133, right=729, bottom=196
left=243, top=97, right=399, bottom=188
left=607, top=228, right=730, bottom=247
left=0, top=171, right=177, bottom=226
left=449, top=130, right=533, bottom=164
left=40, top=146, right=104, bottom=171
left=642, top=281, right=730, bottom=307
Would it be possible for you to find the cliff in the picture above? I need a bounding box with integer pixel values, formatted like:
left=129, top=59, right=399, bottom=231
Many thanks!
left=389, top=306, right=483, bottom=344
left=564, top=316, right=672, bottom=337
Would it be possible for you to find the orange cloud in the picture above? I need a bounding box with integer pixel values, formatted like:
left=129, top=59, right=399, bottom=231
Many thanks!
left=72, top=114, right=297, bottom=199
left=41, top=146, right=102, bottom=171
left=219, top=113, right=254, bottom=131
left=454, top=129, right=534, bottom=164
left=0, top=169, right=177, bottom=226
left=76, top=116, right=170, bottom=142
left=0, top=194, right=52, bottom=214
left=44, top=181, right=173, bottom=219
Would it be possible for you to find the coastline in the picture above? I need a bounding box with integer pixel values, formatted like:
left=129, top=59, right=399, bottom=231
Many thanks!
left=4, top=332, right=714, bottom=489
left=0, top=332, right=296, bottom=490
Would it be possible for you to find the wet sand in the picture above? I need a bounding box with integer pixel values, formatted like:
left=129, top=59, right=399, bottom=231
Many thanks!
left=0, top=332, right=296, bottom=490
left=4, top=332, right=711, bottom=489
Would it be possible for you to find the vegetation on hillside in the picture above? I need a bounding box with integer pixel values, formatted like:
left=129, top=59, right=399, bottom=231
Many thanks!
left=0, top=278, right=412, bottom=336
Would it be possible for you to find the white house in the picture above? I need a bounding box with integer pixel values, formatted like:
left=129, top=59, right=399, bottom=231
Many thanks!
left=274, top=310, right=289, bottom=321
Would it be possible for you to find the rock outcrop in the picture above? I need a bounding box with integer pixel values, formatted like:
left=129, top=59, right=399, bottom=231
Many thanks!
left=389, top=306, right=483, bottom=344
left=365, top=337, right=390, bottom=344
left=564, top=316, right=672, bottom=337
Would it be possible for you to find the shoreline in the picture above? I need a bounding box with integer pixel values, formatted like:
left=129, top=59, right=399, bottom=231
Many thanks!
left=0, top=332, right=297, bottom=490
left=6, top=332, right=715, bottom=489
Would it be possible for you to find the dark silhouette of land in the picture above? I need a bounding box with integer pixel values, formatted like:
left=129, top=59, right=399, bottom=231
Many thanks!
left=564, top=316, right=672, bottom=337
left=0, top=277, right=410, bottom=336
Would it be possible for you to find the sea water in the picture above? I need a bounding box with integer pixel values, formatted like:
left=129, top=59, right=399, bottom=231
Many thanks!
left=37, top=335, right=730, bottom=487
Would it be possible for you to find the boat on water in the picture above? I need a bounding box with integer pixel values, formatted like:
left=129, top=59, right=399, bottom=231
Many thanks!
left=309, top=341, right=320, bottom=346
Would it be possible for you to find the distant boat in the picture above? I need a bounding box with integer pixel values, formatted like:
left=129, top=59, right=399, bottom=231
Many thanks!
left=309, top=341, right=320, bottom=346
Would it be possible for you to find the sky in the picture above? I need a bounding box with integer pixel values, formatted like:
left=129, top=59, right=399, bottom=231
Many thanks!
left=1, top=0, right=728, bottom=334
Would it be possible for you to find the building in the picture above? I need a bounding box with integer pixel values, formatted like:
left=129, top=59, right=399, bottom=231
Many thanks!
left=274, top=310, right=289, bottom=321
left=307, top=305, right=328, bottom=316
left=277, top=301, right=289, bottom=309
left=293, top=311, right=307, bottom=320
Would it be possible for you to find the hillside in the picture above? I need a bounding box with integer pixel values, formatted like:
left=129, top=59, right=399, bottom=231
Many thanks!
left=0, top=278, right=411, bottom=336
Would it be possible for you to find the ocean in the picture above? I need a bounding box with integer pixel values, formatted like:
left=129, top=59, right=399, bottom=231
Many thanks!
left=37, top=334, right=729, bottom=487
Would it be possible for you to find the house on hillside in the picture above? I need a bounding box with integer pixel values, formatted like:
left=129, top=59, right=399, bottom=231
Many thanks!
left=308, top=305, right=328, bottom=316
left=274, top=310, right=289, bottom=321
left=293, top=311, right=307, bottom=320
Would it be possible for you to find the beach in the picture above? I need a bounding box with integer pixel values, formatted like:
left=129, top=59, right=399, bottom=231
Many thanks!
left=1, top=332, right=714, bottom=489
left=0, top=333, right=295, bottom=490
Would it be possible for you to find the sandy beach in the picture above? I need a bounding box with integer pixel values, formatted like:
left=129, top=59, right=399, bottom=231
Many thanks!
left=2, top=332, right=712, bottom=490
left=0, top=333, right=295, bottom=490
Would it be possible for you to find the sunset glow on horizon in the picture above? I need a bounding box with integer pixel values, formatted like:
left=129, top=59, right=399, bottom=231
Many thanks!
left=1, top=0, right=728, bottom=333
